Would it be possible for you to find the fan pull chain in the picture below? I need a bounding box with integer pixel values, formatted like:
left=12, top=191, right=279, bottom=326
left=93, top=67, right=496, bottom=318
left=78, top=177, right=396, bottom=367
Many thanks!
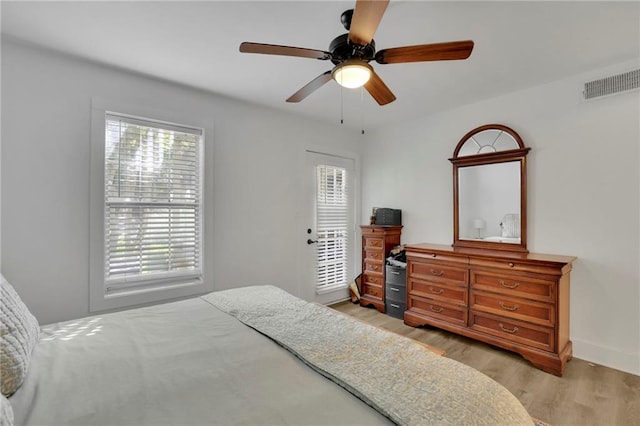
left=360, top=87, right=365, bottom=135
left=340, top=84, right=344, bottom=124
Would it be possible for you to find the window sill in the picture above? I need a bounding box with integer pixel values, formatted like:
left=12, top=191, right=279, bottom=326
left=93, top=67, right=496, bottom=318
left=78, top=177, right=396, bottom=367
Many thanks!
left=90, top=277, right=211, bottom=313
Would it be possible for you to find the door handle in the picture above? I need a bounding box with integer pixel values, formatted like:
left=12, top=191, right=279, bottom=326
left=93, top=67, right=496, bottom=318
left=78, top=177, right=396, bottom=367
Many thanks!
left=307, top=239, right=318, bottom=245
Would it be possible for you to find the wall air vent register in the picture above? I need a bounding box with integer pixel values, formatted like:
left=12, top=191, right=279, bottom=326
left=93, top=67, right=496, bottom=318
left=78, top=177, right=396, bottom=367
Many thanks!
left=583, top=68, right=640, bottom=100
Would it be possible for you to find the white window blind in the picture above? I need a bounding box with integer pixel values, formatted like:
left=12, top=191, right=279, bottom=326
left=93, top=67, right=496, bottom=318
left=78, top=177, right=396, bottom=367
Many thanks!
left=315, top=165, right=349, bottom=293
left=104, top=113, right=203, bottom=293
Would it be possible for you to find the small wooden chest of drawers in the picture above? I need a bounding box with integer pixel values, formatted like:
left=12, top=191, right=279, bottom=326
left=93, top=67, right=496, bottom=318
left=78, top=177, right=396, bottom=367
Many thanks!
left=360, top=226, right=402, bottom=313
left=404, top=243, right=575, bottom=376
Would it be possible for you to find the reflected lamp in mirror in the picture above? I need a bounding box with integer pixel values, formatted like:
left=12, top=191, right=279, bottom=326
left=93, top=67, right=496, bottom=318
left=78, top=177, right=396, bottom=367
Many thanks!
left=450, top=124, right=530, bottom=252
left=473, top=218, right=485, bottom=239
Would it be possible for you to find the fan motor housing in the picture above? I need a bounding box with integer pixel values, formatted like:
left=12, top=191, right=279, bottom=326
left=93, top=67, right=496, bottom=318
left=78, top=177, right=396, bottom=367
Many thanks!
left=329, top=34, right=375, bottom=65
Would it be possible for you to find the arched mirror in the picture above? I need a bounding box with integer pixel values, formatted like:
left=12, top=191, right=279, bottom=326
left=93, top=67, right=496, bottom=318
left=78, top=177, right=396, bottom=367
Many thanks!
left=450, top=124, right=530, bottom=252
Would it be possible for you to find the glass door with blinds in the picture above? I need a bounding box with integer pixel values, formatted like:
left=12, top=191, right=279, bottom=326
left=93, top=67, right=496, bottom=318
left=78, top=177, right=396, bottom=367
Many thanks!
left=304, top=151, right=356, bottom=305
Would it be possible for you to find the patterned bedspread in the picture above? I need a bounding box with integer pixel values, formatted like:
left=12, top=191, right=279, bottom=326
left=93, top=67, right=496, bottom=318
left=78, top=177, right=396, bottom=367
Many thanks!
left=203, top=285, right=534, bottom=426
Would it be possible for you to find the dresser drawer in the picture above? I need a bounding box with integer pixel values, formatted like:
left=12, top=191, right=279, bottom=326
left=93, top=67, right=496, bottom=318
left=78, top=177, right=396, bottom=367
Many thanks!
left=385, top=265, right=406, bottom=285
left=470, top=257, right=563, bottom=276
left=385, top=283, right=406, bottom=303
left=407, top=251, right=467, bottom=267
left=361, top=283, right=383, bottom=300
left=364, top=237, right=384, bottom=249
left=408, top=278, right=467, bottom=306
left=364, top=260, right=384, bottom=274
left=470, top=291, right=555, bottom=326
left=364, top=249, right=384, bottom=262
left=409, top=261, right=467, bottom=285
left=363, top=273, right=383, bottom=286
left=407, top=296, right=467, bottom=326
left=469, top=312, right=555, bottom=352
left=386, top=301, right=406, bottom=319
left=471, top=271, right=555, bottom=303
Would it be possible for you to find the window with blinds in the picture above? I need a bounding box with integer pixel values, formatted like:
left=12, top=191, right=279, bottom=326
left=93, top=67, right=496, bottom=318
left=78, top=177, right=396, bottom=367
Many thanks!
left=104, top=113, right=203, bottom=294
left=315, top=165, right=349, bottom=293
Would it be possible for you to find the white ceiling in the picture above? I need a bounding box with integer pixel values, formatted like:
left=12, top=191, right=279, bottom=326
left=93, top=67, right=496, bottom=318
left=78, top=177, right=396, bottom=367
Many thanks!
left=2, top=1, right=639, bottom=131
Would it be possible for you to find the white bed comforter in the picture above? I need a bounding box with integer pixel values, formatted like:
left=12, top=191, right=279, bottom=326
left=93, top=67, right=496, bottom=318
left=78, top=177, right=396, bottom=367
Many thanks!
left=205, top=286, right=534, bottom=426
left=9, top=295, right=391, bottom=425
left=10, top=286, right=533, bottom=426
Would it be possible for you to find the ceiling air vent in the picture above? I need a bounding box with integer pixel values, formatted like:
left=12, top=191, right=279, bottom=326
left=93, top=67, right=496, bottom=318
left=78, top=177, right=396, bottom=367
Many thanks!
left=583, top=68, right=640, bottom=100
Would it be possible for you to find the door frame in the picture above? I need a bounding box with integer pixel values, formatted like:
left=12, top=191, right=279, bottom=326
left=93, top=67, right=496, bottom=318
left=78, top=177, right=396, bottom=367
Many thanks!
left=299, top=147, right=361, bottom=305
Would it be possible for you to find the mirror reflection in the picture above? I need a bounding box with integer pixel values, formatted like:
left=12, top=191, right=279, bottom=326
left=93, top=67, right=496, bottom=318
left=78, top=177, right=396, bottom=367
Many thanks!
left=458, top=162, right=521, bottom=243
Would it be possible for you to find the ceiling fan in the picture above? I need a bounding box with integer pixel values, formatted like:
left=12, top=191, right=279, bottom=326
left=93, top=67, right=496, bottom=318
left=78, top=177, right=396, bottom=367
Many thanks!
left=239, top=0, right=474, bottom=106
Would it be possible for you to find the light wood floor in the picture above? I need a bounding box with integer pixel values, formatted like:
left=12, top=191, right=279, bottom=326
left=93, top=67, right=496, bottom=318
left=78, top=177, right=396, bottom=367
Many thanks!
left=330, top=301, right=640, bottom=426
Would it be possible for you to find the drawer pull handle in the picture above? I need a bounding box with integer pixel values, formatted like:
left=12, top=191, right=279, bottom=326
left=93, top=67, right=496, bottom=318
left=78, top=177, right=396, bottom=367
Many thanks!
left=429, top=286, right=444, bottom=295
left=431, top=253, right=437, bottom=258
left=430, top=305, right=444, bottom=313
left=390, top=303, right=400, bottom=309
left=390, top=271, right=400, bottom=275
left=499, top=323, right=519, bottom=334
left=508, top=262, right=515, bottom=268
left=499, top=279, right=520, bottom=289
left=430, top=269, right=445, bottom=276
left=390, top=287, right=401, bottom=292
left=499, top=301, right=519, bottom=311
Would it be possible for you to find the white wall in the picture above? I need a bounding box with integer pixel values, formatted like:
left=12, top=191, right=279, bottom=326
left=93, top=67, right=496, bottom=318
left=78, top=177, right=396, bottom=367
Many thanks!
left=1, top=39, right=361, bottom=325
left=361, top=62, right=640, bottom=375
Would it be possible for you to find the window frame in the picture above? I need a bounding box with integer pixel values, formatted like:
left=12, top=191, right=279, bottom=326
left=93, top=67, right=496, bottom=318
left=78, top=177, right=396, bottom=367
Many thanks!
left=90, top=98, right=213, bottom=313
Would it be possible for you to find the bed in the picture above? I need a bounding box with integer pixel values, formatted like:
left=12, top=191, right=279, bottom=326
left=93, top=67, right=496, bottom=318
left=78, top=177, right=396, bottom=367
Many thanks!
left=1, top=276, right=535, bottom=426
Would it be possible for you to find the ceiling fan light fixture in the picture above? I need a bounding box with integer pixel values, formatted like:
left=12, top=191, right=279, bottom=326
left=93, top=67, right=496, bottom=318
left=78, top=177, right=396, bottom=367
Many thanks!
left=332, top=60, right=372, bottom=89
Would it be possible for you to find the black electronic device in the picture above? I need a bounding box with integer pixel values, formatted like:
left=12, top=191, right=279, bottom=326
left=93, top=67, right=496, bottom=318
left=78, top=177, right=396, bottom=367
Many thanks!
left=374, top=208, right=401, bottom=226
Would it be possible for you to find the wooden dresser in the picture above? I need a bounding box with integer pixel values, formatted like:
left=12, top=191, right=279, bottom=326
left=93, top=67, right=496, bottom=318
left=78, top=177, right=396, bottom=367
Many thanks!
left=360, top=225, right=402, bottom=313
left=404, top=243, right=575, bottom=376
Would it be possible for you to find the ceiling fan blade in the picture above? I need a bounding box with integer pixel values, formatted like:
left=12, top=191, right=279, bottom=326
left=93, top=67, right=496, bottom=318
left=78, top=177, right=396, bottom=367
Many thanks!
left=375, top=40, right=474, bottom=64
left=240, top=42, right=331, bottom=60
left=286, top=71, right=333, bottom=103
left=348, top=0, right=390, bottom=46
left=364, top=70, right=396, bottom=106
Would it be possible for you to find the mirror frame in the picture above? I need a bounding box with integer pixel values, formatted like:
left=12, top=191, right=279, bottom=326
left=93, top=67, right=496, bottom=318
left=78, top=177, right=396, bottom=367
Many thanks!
left=450, top=124, right=530, bottom=253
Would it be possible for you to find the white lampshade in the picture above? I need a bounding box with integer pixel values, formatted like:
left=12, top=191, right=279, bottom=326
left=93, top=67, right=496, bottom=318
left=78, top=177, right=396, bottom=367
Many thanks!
left=332, top=60, right=372, bottom=89
left=473, top=218, right=485, bottom=239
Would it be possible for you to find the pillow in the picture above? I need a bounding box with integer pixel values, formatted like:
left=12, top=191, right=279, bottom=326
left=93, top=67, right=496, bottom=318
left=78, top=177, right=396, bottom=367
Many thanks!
left=500, top=213, right=520, bottom=238
left=1, top=394, right=14, bottom=426
left=0, top=274, right=40, bottom=397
